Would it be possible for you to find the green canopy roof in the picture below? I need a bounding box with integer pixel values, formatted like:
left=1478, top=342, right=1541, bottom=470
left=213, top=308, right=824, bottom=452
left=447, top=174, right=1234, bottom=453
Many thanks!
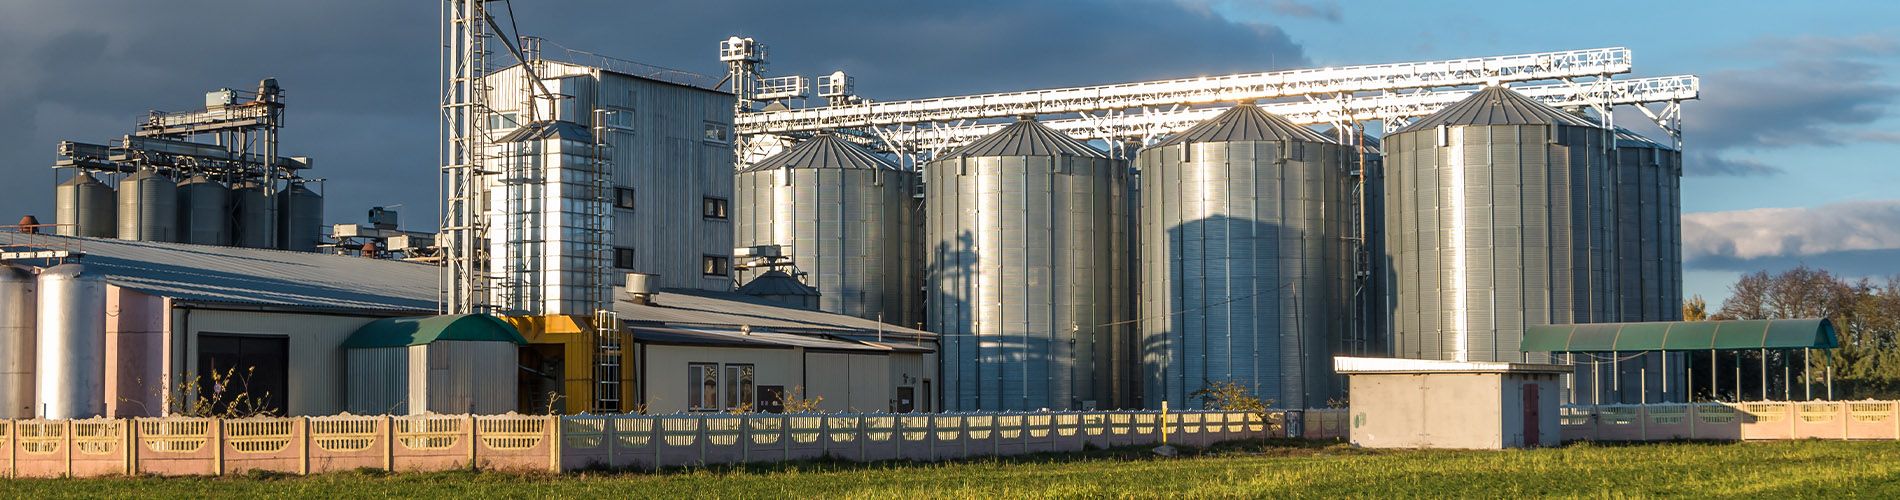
left=1521, top=319, right=1838, bottom=353
left=342, top=314, right=527, bottom=349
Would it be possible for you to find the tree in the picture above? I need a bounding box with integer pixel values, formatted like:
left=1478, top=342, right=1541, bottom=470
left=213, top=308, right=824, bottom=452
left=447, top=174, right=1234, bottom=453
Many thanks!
left=1711, top=266, right=1900, bottom=399
left=1684, top=295, right=1709, bottom=321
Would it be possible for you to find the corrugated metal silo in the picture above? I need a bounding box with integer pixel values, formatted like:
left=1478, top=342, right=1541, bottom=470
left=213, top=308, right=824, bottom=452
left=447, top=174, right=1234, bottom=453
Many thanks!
left=177, top=175, right=232, bottom=246
left=1613, top=129, right=1683, bottom=322
left=35, top=264, right=107, bottom=419
left=116, top=169, right=178, bottom=242
left=1137, top=104, right=1350, bottom=410
left=0, top=266, right=34, bottom=419
left=54, top=171, right=116, bottom=238
left=926, top=117, right=1133, bottom=411
left=276, top=182, right=324, bottom=252
left=734, top=133, right=919, bottom=325
left=1384, top=87, right=1612, bottom=363
left=231, top=181, right=273, bottom=249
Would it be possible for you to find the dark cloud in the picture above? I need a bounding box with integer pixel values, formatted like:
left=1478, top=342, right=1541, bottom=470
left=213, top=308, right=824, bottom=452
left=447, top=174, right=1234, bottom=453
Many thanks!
left=1266, top=0, right=1342, bottom=23
left=1683, top=34, right=1898, bottom=176
left=0, top=1, right=1307, bottom=230
left=1683, top=200, right=1900, bottom=275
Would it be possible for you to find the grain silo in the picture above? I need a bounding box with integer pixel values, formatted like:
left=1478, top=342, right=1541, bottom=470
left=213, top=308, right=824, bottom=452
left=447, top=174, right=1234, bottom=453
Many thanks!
left=231, top=181, right=273, bottom=249
left=1384, top=86, right=1612, bottom=363
left=0, top=266, right=34, bottom=419
left=177, top=175, right=232, bottom=246
left=54, top=171, right=116, bottom=238
left=276, top=182, right=324, bottom=252
left=1612, top=128, right=1683, bottom=322
left=734, top=133, right=919, bottom=326
left=926, top=117, right=1133, bottom=411
left=117, top=168, right=179, bottom=242
left=35, top=263, right=107, bottom=419
left=1137, top=104, right=1350, bottom=410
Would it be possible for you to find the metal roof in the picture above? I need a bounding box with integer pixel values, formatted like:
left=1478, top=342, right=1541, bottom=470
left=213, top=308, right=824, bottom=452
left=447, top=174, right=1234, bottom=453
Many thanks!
left=0, top=234, right=438, bottom=312
left=615, top=288, right=933, bottom=341
left=734, top=270, right=820, bottom=297
left=342, top=314, right=527, bottom=349
left=1520, top=319, right=1839, bottom=353
left=739, top=133, right=902, bottom=173
left=1154, top=103, right=1335, bottom=147
left=1613, top=127, right=1676, bottom=150
left=938, top=117, right=1106, bottom=159
left=497, top=120, right=595, bottom=143
left=1393, top=86, right=1599, bottom=134
left=1333, top=356, right=1572, bottom=374
left=629, top=325, right=899, bottom=353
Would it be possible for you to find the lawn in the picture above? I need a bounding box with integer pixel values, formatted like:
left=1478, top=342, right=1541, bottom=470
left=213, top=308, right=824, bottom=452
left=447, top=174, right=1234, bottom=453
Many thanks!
left=8, top=439, right=1898, bottom=498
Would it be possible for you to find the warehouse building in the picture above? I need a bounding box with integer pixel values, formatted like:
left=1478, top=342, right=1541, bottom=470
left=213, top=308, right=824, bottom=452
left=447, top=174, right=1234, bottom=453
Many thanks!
left=0, top=233, right=935, bottom=418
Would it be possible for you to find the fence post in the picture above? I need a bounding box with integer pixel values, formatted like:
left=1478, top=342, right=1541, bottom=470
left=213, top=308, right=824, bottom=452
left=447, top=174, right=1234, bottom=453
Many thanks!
left=1160, top=403, right=1169, bottom=446
left=299, top=417, right=311, bottom=476
left=7, top=418, right=14, bottom=478
left=466, top=414, right=478, bottom=470
left=781, top=415, right=791, bottom=463
left=927, top=415, right=937, bottom=461
left=382, top=415, right=394, bottom=472
left=123, top=418, right=135, bottom=476
left=741, top=415, right=751, bottom=464
left=547, top=415, right=561, bottom=474
left=858, top=415, right=867, bottom=462
left=62, top=419, right=73, bottom=478
left=212, top=418, right=224, bottom=476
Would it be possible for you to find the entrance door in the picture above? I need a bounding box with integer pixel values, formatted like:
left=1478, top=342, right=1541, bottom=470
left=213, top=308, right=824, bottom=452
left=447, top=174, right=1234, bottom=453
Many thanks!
left=197, top=334, right=289, bottom=415
left=1522, top=383, right=1541, bottom=446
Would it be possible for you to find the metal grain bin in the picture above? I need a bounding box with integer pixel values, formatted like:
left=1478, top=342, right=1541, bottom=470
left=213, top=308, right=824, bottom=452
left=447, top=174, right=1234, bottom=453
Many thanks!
left=54, top=171, right=117, bottom=238
left=1612, top=129, right=1683, bottom=322
left=276, top=182, right=324, bottom=252
left=1137, top=104, right=1351, bottom=410
left=116, top=168, right=178, bottom=242
left=734, top=133, right=919, bottom=326
left=1323, top=127, right=1390, bottom=358
left=1383, top=87, right=1612, bottom=363
left=926, top=117, right=1133, bottom=411
left=35, top=264, right=106, bottom=419
left=230, top=181, right=272, bottom=248
left=176, top=175, right=232, bottom=246
left=0, top=266, right=34, bottom=418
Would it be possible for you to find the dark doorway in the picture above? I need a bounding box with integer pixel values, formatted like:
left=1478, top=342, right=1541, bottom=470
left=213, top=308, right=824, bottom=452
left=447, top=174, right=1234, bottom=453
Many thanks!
left=896, top=386, right=915, bottom=413
left=757, top=385, right=786, bottom=413
left=1522, top=383, right=1541, bottom=446
left=196, top=334, right=289, bottom=416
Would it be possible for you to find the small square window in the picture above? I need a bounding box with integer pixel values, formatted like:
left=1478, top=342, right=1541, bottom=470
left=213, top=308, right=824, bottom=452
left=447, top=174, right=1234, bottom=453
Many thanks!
left=615, top=187, right=636, bottom=210
left=703, top=122, right=730, bottom=144
left=702, top=255, right=729, bottom=276
left=604, top=108, right=634, bottom=129
left=702, top=197, right=729, bottom=219
left=614, top=247, right=636, bottom=269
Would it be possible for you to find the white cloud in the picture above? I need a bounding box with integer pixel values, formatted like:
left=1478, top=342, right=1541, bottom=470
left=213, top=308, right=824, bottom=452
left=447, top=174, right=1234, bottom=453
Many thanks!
left=1683, top=200, right=1900, bottom=265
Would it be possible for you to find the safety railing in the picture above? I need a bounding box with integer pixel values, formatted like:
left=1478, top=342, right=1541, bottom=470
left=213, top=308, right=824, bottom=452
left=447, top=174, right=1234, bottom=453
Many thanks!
left=0, top=410, right=1294, bottom=478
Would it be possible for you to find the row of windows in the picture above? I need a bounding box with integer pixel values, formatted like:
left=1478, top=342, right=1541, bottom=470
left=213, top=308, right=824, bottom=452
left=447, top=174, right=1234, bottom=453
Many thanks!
left=608, top=187, right=727, bottom=221
left=613, top=248, right=729, bottom=277
left=689, top=363, right=754, bottom=411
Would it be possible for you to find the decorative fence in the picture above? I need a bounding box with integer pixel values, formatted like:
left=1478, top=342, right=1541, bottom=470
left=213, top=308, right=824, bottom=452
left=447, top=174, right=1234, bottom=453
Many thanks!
left=1560, top=401, right=1900, bottom=442
left=0, top=410, right=1341, bottom=478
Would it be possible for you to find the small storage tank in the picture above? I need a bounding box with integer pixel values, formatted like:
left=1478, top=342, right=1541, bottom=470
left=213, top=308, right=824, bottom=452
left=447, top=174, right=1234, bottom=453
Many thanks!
left=117, top=169, right=178, bottom=242
left=54, top=171, right=117, bottom=238
left=1383, top=87, right=1613, bottom=363
left=736, top=270, right=822, bottom=311
left=0, top=266, right=35, bottom=419
left=926, top=117, right=1134, bottom=411
left=276, top=182, right=324, bottom=252
left=734, top=133, right=918, bottom=325
left=176, top=175, right=232, bottom=246
left=230, top=181, right=272, bottom=248
left=35, top=264, right=107, bottom=419
left=1137, top=104, right=1351, bottom=410
left=1612, top=128, right=1683, bottom=322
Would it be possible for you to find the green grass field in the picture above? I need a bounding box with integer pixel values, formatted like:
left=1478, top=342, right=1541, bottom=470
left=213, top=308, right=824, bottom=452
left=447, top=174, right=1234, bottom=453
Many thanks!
left=9, top=439, right=1898, bottom=498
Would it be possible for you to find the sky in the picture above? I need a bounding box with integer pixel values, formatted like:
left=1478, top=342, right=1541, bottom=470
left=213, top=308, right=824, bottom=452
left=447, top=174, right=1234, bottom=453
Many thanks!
left=0, top=0, right=1894, bottom=309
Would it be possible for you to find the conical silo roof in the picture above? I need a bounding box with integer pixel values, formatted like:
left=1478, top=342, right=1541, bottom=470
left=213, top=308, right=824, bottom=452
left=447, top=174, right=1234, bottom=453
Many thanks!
left=1155, top=103, right=1334, bottom=147
left=939, top=117, right=1105, bottom=159
left=1317, top=126, right=1383, bottom=154
left=741, top=133, right=903, bottom=173
left=1393, top=86, right=1599, bottom=134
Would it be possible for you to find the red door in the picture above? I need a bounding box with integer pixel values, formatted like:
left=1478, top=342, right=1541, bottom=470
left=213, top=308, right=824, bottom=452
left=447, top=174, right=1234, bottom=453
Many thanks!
left=1523, top=383, right=1541, bottom=447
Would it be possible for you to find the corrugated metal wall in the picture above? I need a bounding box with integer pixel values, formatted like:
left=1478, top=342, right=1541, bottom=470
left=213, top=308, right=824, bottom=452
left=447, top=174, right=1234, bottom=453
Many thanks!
left=735, top=164, right=920, bottom=326
left=1137, top=140, right=1349, bottom=410
left=346, top=347, right=409, bottom=414
left=927, top=154, right=1133, bottom=411
left=411, top=341, right=517, bottom=415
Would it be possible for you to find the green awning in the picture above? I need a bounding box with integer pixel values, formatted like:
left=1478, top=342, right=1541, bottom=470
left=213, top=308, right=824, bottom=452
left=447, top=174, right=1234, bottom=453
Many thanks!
left=1520, top=319, right=1838, bottom=353
left=342, top=314, right=528, bottom=349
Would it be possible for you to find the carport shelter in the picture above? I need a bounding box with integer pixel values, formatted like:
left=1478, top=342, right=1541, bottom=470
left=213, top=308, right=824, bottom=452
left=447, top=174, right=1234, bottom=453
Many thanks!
left=1521, top=319, right=1840, bottom=402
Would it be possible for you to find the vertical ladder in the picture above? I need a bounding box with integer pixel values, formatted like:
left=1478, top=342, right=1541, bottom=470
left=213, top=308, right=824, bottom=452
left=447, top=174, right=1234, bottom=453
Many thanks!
left=588, top=106, right=621, bottom=412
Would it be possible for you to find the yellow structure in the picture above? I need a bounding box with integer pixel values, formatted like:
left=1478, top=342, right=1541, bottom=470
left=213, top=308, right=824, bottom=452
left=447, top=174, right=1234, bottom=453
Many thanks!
left=506, top=314, right=635, bottom=414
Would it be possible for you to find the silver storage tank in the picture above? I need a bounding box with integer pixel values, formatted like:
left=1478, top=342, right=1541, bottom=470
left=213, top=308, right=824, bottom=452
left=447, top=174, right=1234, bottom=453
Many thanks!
left=1137, top=104, right=1350, bottom=410
left=54, top=171, right=117, bottom=237
left=35, top=263, right=107, bottom=419
left=0, top=266, right=35, bottom=418
left=231, top=180, right=273, bottom=248
left=276, top=182, right=324, bottom=252
left=1322, top=127, right=1389, bottom=358
left=117, top=168, right=179, bottom=242
left=1384, top=87, right=1613, bottom=363
left=176, top=175, right=232, bottom=246
left=735, top=133, right=919, bottom=326
left=1613, top=128, right=1684, bottom=322
left=926, top=117, right=1134, bottom=411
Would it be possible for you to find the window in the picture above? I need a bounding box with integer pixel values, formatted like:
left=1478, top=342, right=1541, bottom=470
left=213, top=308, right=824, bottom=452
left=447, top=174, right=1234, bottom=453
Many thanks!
left=702, top=255, right=730, bottom=276
left=614, top=247, right=636, bottom=270
left=615, top=187, right=636, bottom=210
left=724, top=364, right=755, bottom=411
left=688, top=363, right=719, bottom=411
left=703, top=122, right=730, bottom=144
left=603, top=108, right=634, bottom=129
left=702, top=197, right=729, bottom=219
left=488, top=112, right=520, bottom=131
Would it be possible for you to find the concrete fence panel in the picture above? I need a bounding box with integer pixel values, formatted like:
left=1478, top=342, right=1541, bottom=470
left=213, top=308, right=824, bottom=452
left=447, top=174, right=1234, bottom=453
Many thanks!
left=133, top=417, right=216, bottom=476
left=656, top=416, right=703, bottom=467
left=71, top=418, right=128, bottom=477
left=860, top=415, right=899, bottom=462
left=822, top=416, right=860, bottom=462
left=12, top=420, right=68, bottom=478
left=1739, top=403, right=1795, bottom=440
left=701, top=416, right=745, bottom=465
left=1690, top=404, right=1742, bottom=441
left=220, top=417, right=302, bottom=475
left=390, top=414, right=472, bottom=472
left=307, top=415, right=388, bottom=473
left=473, top=415, right=553, bottom=472
left=930, top=415, right=967, bottom=460
left=1643, top=405, right=1691, bottom=440
left=1793, top=403, right=1847, bottom=440
left=785, top=416, right=825, bottom=461
left=556, top=416, right=610, bottom=471
left=1845, top=402, right=1898, bottom=440
left=1052, top=414, right=1084, bottom=452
